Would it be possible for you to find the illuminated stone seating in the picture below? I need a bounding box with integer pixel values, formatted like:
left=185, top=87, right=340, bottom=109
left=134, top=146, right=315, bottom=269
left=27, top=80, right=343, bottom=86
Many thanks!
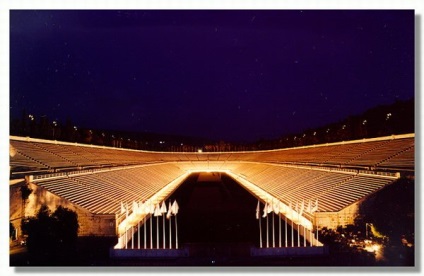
left=34, top=163, right=185, bottom=214
left=10, top=134, right=413, bottom=220
left=10, top=140, right=76, bottom=169
left=9, top=150, right=48, bottom=171
left=10, top=134, right=414, bottom=173
left=376, top=143, right=414, bottom=169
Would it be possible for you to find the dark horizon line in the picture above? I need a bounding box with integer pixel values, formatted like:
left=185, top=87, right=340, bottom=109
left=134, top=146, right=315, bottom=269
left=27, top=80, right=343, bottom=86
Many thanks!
left=10, top=96, right=414, bottom=144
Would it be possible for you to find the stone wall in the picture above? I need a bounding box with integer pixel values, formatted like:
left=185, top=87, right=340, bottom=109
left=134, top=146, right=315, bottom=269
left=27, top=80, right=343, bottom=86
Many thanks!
left=315, top=201, right=361, bottom=229
left=9, top=180, right=117, bottom=238
left=9, top=180, right=26, bottom=239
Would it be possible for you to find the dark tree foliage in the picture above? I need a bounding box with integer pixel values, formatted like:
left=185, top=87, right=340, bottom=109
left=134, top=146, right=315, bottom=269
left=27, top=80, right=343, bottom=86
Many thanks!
left=20, top=184, right=32, bottom=202
left=357, top=178, right=414, bottom=243
left=10, top=222, right=16, bottom=240
left=51, top=206, right=79, bottom=249
left=21, top=205, right=79, bottom=264
left=10, top=98, right=414, bottom=151
left=21, top=205, right=52, bottom=259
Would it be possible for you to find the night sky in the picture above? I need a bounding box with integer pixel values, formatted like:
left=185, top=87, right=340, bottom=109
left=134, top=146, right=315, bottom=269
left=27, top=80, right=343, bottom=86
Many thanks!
left=9, top=10, right=415, bottom=142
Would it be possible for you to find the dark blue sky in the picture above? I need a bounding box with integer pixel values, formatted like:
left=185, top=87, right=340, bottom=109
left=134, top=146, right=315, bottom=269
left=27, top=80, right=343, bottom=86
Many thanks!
left=9, top=10, right=415, bottom=142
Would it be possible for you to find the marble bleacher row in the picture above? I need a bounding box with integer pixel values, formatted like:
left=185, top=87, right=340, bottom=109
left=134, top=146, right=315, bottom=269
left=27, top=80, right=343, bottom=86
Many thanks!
left=32, top=160, right=397, bottom=216
left=34, top=163, right=185, bottom=214
left=10, top=139, right=163, bottom=171
left=10, top=135, right=414, bottom=173
left=225, top=162, right=395, bottom=213
left=10, top=150, right=49, bottom=171
left=226, top=136, right=414, bottom=169
left=377, top=144, right=414, bottom=169
left=10, top=141, right=74, bottom=170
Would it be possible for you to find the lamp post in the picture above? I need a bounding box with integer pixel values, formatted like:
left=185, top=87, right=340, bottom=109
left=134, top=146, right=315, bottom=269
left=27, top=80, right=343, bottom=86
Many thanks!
left=73, top=126, right=78, bottom=142
left=52, top=121, right=57, bottom=139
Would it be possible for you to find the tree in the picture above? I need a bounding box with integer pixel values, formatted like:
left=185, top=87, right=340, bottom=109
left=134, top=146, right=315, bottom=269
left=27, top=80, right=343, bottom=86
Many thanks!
left=10, top=222, right=16, bottom=241
left=357, top=178, right=414, bottom=244
left=21, top=205, right=53, bottom=259
left=52, top=206, right=79, bottom=250
left=21, top=205, right=79, bottom=264
left=20, top=184, right=32, bottom=201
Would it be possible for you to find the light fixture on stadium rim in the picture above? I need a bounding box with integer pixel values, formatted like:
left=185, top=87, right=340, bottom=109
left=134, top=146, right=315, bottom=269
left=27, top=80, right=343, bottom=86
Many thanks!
left=363, top=119, right=367, bottom=125
left=52, top=121, right=57, bottom=138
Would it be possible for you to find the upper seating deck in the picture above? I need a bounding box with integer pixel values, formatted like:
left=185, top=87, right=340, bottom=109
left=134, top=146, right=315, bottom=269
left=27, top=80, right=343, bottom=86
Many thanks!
left=9, top=134, right=414, bottom=175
